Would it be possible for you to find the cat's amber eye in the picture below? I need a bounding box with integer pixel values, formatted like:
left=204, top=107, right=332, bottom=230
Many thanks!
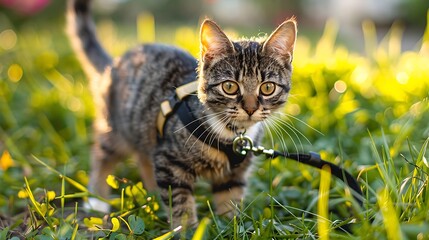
left=260, top=82, right=276, bottom=96
left=222, top=81, right=239, bottom=95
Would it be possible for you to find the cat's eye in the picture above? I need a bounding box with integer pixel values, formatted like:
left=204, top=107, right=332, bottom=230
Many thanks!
left=222, top=81, right=239, bottom=95
left=260, top=82, right=276, bottom=96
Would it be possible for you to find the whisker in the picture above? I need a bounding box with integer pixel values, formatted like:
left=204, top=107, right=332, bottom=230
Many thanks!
left=175, top=111, right=224, bottom=133
left=201, top=115, right=230, bottom=158
left=183, top=112, right=227, bottom=149
left=269, top=114, right=312, bottom=148
left=270, top=115, right=306, bottom=144
left=274, top=111, right=324, bottom=136
left=272, top=117, right=304, bottom=151
left=261, top=120, right=275, bottom=151
left=187, top=114, right=228, bottom=157
left=207, top=117, right=230, bottom=157
left=207, top=117, right=227, bottom=148
left=278, top=120, right=303, bottom=153
left=199, top=115, right=229, bottom=158
left=265, top=117, right=298, bottom=154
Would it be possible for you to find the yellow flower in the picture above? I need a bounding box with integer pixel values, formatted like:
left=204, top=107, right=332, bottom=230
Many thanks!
left=0, top=151, right=14, bottom=171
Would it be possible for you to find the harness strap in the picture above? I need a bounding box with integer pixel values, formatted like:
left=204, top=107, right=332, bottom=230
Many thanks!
left=156, top=81, right=199, bottom=136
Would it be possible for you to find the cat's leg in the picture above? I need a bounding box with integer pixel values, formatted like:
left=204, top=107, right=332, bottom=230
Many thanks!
left=212, top=171, right=247, bottom=218
left=85, top=131, right=128, bottom=212
left=154, top=154, right=197, bottom=228
left=135, top=151, right=157, bottom=192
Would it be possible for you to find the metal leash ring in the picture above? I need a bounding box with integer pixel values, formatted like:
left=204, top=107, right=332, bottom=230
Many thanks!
left=232, top=134, right=254, bottom=156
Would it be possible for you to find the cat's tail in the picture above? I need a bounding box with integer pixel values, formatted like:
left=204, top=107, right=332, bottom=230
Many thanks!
left=66, top=0, right=112, bottom=75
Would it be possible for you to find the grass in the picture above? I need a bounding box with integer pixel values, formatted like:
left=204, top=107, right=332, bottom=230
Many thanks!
left=1, top=8, right=429, bottom=239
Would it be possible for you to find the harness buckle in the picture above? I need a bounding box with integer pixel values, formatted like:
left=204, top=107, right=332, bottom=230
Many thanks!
left=160, top=100, right=172, bottom=116
left=175, top=81, right=199, bottom=100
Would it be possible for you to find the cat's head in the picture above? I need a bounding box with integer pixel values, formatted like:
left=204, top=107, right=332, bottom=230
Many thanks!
left=198, top=18, right=297, bottom=134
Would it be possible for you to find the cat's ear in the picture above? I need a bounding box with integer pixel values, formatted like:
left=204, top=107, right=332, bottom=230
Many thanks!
left=200, top=19, right=234, bottom=62
left=262, top=18, right=297, bottom=63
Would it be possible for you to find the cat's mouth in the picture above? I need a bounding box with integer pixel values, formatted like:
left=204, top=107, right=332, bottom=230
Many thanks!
left=226, top=123, right=245, bottom=134
left=226, top=120, right=257, bottom=134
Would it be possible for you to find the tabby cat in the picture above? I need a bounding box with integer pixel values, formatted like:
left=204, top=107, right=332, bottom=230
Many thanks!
left=67, top=0, right=297, bottom=228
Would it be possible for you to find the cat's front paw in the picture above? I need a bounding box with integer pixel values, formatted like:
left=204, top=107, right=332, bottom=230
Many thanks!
left=216, top=201, right=240, bottom=219
left=213, top=186, right=244, bottom=219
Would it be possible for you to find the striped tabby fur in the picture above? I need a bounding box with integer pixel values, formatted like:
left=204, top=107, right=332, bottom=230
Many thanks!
left=67, top=0, right=297, bottom=228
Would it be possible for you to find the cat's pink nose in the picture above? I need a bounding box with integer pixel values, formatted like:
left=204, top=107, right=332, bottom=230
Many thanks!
left=242, top=95, right=259, bottom=116
left=244, top=108, right=257, bottom=116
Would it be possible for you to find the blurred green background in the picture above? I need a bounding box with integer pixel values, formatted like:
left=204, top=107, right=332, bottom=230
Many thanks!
left=0, top=0, right=429, bottom=238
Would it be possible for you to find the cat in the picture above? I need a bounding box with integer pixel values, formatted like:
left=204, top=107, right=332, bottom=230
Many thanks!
left=67, top=0, right=296, bottom=228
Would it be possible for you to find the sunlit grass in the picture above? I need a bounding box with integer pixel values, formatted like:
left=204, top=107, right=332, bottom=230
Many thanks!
left=0, top=8, right=428, bottom=239
left=377, top=187, right=403, bottom=240
left=317, top=165, right=331, bottom=240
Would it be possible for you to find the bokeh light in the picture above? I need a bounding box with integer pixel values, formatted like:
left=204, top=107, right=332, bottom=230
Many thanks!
left=0, top=29, right=17, bottom=50
left=334, top=80, right=347, bottom=93
left=7, top=64, right=23, bottom=82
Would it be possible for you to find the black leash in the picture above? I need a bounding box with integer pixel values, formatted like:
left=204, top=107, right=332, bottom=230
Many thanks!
left=232, top=134, right=364, bottom=207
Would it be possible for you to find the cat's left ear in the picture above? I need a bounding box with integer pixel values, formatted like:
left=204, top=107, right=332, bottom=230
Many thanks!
left=200, top=19, right=235, bottom=62
left=262, top=18, right=297, bottom=63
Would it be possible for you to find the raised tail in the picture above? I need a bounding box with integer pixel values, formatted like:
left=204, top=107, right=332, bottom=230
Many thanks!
left=67, top=0, right=112, bottom=75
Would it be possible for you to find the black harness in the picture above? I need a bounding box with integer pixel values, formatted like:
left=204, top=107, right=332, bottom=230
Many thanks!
left=157, top=81, right=363, bottom=207
left=156, top=81, right=247, bottom=168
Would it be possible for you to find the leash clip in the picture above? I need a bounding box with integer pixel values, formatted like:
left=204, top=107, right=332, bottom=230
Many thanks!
left=232, top=134, right=253, bottom=156
left=232, top=134, right=275, bottom=157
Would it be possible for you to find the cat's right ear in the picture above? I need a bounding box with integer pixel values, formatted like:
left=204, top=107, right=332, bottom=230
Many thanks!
left=262, top=18, right=297, bottom=64
left=200, top=19, right=234, bottom=62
